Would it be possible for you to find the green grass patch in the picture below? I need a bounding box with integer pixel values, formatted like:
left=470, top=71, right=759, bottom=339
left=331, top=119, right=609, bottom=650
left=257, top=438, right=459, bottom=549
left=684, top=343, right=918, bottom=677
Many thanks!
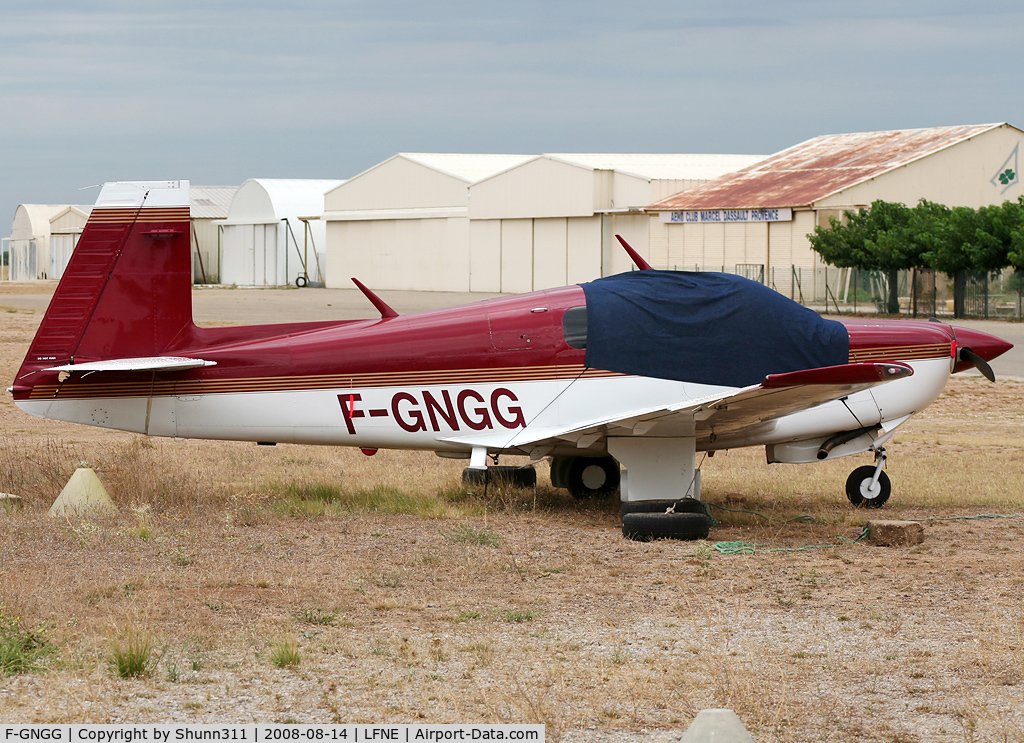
left=0, top=614, right=55, bottom=676
left=268, top=638, right=301, bottom=668
left=108, top=629, right=156, bottom=679
left=500, top=609, right=536, bottom=623
left=269, top=481, right=458, bottom=518
left=442, top=523, right=500, bottom=547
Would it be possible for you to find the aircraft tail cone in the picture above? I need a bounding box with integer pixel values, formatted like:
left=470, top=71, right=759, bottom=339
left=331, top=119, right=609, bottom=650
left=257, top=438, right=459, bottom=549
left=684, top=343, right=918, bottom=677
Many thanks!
left=49, top=467, right=118, bottom=518
left=680, top=708, right=755, bottom=743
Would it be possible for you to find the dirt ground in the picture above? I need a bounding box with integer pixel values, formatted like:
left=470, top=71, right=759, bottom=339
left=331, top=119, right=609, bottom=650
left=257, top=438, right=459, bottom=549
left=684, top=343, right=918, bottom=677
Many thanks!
left=0, top=288, right=1023, bottom=742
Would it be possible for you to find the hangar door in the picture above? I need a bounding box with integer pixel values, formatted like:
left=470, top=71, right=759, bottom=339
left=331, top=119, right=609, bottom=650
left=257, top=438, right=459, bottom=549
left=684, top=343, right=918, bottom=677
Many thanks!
left=49, top=234, right=79, bottom=280
left=221, top=223, right=283, bottom=286
left=9, top=239, right=42, bottom=281
left=470, top=217, right=602, bottom=293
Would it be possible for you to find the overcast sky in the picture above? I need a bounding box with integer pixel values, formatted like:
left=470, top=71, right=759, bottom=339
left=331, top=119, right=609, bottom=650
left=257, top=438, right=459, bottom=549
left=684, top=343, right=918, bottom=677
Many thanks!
left=3, top=0, right=1024, bottom=224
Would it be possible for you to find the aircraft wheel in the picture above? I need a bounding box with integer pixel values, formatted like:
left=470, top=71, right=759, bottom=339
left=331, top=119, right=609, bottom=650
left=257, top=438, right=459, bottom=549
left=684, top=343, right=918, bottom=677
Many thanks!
left=566, top=456, right=619, bottom=500
left=622, top=512, right=710, bottom=541
left=549, top=457, right=572, bottom=488
left=621, top=499, right=707, bottom=517
left=845, top=465, right=891, bottom=508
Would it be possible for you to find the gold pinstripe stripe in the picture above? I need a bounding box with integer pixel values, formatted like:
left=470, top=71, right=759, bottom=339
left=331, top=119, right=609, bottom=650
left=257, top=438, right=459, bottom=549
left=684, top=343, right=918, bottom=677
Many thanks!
left=29, top=365, right=623, bottom=400
left=88, top=207, right=190, bottom=224
left=850, top=343, right=951, bottom=362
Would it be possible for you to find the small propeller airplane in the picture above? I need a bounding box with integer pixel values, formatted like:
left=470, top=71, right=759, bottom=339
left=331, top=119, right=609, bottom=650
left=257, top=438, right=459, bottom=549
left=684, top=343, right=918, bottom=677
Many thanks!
left=9, top=181, right=1013, bottom=540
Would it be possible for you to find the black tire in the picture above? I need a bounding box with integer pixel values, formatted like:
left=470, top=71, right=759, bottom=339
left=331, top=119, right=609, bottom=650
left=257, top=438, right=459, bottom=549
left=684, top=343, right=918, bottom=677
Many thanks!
left=621, top=499, right=708, bottom=517
left=566, top=456, right=620, bottom=500
left=845, top=465, right=891, bottom=508
left=622, top=512, right=710, bottom=541
left=295, top=276, right=308, bottom=288
left=549, top=457, right=572, bottom=489
left=462, top=465, right=537, bottom=488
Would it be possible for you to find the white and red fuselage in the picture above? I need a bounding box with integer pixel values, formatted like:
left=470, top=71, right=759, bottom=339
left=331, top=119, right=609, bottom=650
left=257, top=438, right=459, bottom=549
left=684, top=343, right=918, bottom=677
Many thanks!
left=9, top=181, right=1013, bottom=502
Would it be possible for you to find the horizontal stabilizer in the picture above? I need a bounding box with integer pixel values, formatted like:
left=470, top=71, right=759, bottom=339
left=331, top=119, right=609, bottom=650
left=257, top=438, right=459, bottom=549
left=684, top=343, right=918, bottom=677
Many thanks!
left=45, top=357, right=216, bottom=374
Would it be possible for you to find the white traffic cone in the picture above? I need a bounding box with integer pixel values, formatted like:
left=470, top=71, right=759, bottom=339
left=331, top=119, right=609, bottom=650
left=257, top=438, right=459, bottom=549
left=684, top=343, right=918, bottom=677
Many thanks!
left=680, top=709, right=755, bottom=742
left=49, top=466, right=118, bottom=518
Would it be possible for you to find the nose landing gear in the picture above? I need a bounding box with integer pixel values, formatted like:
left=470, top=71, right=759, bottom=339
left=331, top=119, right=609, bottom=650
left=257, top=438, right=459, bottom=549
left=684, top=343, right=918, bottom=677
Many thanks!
left=846, top=448, right=891, bottom=508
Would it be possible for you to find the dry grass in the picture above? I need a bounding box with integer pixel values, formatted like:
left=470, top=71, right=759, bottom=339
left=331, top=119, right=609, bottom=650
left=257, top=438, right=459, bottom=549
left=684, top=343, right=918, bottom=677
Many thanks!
left=1, top=303, right=1023, bottom=741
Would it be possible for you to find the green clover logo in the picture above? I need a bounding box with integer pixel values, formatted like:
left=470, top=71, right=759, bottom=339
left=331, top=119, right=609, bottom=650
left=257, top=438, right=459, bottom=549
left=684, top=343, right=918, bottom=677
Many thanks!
left=998, top=168, right=1016, bottom=185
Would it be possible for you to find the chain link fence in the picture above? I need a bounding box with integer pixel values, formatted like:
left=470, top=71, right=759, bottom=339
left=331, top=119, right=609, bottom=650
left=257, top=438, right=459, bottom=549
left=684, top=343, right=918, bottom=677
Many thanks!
left=662, top=263, right=1024, bottom=319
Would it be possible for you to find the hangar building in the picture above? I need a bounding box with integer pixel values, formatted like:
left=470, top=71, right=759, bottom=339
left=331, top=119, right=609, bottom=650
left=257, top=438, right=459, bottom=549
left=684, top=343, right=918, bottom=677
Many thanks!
left=646, top=123, right=1024, bottom=302
left=5, top=204, right=79, bottom=280
left=47, top=206, right=92, bottom=280
left=6, top=187, right=239, bottom=284
left=221, top=179, right=343, bottom=287
left=324, top=152, right=762, bottom=293
left=323, top=154, right=534, bottom=292
left=190, top=186, right=236, bottom=284
left=467, top=153, right=764, bottom=293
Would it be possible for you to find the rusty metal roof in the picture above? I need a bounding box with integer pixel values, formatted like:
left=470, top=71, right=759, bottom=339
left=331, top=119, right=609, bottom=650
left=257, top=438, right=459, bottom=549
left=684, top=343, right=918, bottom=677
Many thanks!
left=647, top=124, right=1005, bottom=211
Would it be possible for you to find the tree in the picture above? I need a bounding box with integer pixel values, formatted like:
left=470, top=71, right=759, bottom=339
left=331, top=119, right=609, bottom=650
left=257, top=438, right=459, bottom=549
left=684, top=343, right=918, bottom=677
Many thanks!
left=809, top=200, right=925, bottom=314
left=918, top=198, right=1024, bottom=317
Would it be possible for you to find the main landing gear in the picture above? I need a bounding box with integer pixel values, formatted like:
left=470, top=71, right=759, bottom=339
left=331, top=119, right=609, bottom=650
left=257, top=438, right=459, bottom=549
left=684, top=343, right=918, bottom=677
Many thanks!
left=845, top=448, right=891, bottom=508
left=550, top=456, right=620, bottom=500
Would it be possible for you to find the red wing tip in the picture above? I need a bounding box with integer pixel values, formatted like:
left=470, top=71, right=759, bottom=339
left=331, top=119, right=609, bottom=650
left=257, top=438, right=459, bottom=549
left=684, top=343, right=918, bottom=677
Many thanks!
left=763, top=362, right=913, bottom=389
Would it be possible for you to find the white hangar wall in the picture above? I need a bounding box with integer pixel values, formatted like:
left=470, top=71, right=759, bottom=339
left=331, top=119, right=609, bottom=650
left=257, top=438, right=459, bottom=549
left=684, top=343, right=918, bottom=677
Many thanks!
left=48, top=206, right=91, bottom=280
left=190, top=186, right=236, bottom=284
left=648, top=123, right=1024, bottom=301
left=324, top=153, right=762, bottom=294
left=221, top=179, right=342, bottom=287
left=467, top=154, right=763, bottom=293
left=324, top=154, right=535, bottom=292
left=6, top=204, right=66, bottom=280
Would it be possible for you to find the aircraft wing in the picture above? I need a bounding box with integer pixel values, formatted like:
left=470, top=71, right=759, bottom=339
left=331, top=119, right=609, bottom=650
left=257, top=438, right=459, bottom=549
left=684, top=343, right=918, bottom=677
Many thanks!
left=444, top=362, right=913, bottom=453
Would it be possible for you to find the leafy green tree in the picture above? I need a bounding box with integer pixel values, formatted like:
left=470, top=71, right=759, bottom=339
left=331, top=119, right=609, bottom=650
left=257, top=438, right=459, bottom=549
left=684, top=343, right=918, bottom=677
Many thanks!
left=992, top=197, right=1024, bottom=270
left=809, top=200, right=925, bottom=314
left=918, top=198, right=1024, bottom=317
left=813, top=198, right=1024, bottom=318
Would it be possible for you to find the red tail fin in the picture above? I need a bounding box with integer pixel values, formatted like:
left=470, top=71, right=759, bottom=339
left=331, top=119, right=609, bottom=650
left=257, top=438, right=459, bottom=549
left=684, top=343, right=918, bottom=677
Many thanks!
left=13, top=181, right=195, bottom=391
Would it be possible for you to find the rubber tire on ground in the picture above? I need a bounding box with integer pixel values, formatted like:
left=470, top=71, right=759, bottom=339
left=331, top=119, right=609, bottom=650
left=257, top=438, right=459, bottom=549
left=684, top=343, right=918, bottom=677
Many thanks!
left=295, top=276, right=308, bottom=288
left=549, top=457, right=572, bottom=489
left=566, top=456, right=620, bottom=500
left=845, top=465, right=891, bottom=508
left=462, top=465, right=537, bottom=488
left=622, top=512, right=711, bottom=541
left=621, top=499, right=708, bottom=517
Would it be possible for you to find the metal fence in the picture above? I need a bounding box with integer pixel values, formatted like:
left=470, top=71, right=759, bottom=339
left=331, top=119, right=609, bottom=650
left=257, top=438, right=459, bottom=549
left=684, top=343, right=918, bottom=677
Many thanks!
left=660, top=263, right=1024, bottom=320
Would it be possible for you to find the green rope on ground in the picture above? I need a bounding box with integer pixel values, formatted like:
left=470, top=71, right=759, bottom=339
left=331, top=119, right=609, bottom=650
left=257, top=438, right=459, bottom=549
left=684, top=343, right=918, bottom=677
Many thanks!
left=905, top=513, right=1021, bottom=522
left=710, top=512, right=1023, bottom=556
left=713, top=527, right=869, bottom=556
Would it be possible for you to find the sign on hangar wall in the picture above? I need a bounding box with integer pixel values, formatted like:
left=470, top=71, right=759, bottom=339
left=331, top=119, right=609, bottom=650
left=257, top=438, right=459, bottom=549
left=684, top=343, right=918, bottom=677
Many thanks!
left=660, top=208, right=793, bottom=224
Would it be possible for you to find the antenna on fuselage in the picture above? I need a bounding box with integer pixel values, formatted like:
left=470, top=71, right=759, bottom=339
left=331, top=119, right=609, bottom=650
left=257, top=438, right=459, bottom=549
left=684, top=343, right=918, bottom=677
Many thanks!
left=350, top=278, right=399, bottom=319
left=615, top=234, right=653, bottom=271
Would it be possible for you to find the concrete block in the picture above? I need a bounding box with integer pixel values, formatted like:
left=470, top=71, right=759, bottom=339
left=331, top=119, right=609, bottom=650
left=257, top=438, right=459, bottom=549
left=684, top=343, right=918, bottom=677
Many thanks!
left=49, top=468, right=118, bottom=518
left=680, top=708, right=755, bottom=742
left=867, top=519, right=924, bottom=547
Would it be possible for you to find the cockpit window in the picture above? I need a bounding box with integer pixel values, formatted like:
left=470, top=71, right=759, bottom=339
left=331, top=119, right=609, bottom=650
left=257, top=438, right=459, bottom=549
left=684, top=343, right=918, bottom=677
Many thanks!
left=562, top=306, right=587, bottom=349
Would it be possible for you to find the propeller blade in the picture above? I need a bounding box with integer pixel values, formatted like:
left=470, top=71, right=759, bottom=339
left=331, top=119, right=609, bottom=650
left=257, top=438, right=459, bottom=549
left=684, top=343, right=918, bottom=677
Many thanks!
left=959, top=347, right=996, bottom=382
